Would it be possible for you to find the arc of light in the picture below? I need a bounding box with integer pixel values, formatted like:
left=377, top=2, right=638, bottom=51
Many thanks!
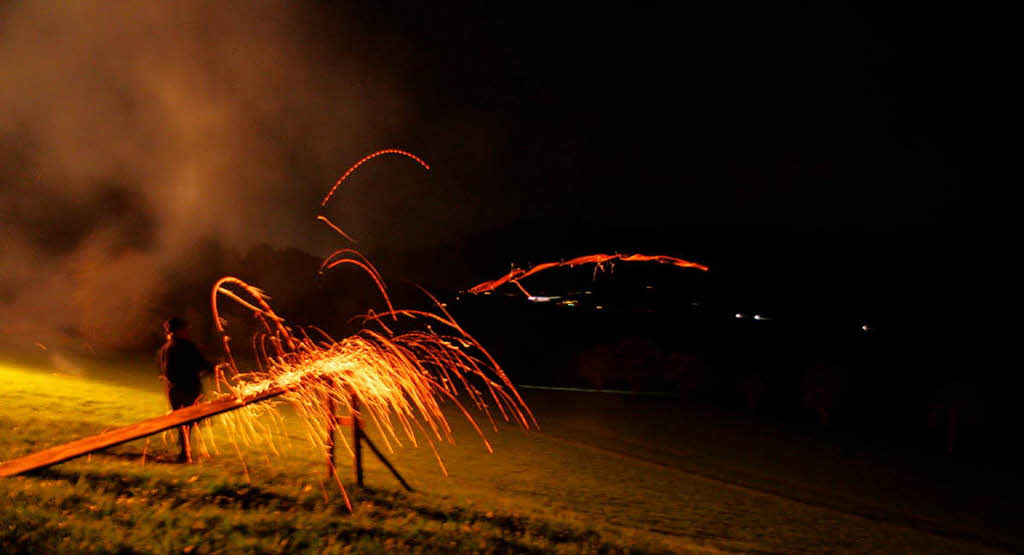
left=319, top=149, right=431, bottom=208
left=467, top=253, right=709, bottom=295
left=211, top=276, right=293, bottom=389
left=319, top=252, right=398, bottom=320
left=316, top=215, right=358, bottom=244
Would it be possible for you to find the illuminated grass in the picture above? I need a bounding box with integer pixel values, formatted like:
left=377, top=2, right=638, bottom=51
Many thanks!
left=0, top=360, right=681, bottom=553
left=0, top=358, right=1002, bottom=553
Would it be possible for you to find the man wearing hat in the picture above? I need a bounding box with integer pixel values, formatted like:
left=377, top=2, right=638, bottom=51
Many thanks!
left=158, top=316, right=213, bottom=462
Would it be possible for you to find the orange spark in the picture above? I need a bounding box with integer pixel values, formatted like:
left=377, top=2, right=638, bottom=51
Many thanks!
left=467, top=253, right=709, bottom=296
left=200, top=149, right=531, bottom=507
left=316, top=215, right=358, bottom=244
left=208, top=272, right=533, bottom=504
left=319, top=148, right=430, bottom=208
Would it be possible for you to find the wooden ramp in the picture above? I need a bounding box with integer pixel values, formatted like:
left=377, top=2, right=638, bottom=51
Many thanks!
left=0, top=388, right=286, bottom=477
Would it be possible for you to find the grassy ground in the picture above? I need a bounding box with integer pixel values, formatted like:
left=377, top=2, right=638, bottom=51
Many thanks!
left=0, top=355, right=1012, bottom=553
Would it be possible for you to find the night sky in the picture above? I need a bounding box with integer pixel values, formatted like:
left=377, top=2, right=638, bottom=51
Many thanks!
left=329, top=3, right=970, bottom=228
left=0, top=2, right=996, bottom=347
left=316, top=3, right=986, bottom=327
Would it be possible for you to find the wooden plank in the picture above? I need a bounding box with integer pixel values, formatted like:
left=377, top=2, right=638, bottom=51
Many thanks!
left=0, top=387, right=287, bottom=477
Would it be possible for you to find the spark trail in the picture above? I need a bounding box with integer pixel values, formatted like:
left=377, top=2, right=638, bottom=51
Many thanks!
left=201, top=149, right=531, bottom=508
left=319, top=148, right=430, bottom=208
left=468, top=253, right=709, bottom=297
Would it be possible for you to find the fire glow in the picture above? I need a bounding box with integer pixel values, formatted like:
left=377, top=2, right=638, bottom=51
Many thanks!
left=192, top=150, right=534, bottom=509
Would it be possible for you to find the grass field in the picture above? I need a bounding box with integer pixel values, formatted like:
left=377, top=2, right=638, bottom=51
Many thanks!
left=0, top=355, right=1016, bottom=553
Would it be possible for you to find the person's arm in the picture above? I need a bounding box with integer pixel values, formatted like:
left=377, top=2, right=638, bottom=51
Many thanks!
left=157, top=347, right=169, bottom=383
left=191, top=342, right=215, bottom=376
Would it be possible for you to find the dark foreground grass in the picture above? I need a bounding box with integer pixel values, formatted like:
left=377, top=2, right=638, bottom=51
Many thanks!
left=5, top=471, right=608, bottom=553
left=0, top=357, right=1008, bottom=553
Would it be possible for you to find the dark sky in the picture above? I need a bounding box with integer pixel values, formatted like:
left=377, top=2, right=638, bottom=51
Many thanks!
left=0, top=2, right=996, bottom=347
left=321, top=3, right=974, bottom=235
left=312, top=3, right=988, bottom=316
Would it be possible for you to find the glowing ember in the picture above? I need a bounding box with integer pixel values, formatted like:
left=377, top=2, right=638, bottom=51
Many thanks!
left=319, top=148, right=430, bottom=208
left=196, top=150, right=532, bottom=510
left=209, top=275, right=535, bottom=455
left=468, top=253, right=709, bottom=297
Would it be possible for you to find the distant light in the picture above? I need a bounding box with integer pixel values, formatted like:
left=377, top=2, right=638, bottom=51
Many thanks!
left=561, top=300, right=578, bottom=307
left=440, top=303, right=447, bottom=307
left=861, top=324, right=872, bottom=331
left=753, top=314, right=772, bottom=321
left=645, top=285, right=654, bottom=289
left=595, top=305, right=604, bottom=310
left=527, top=296, right=554, bottom=303
left=735, top=313, right=744, bottom=319
left=584, top=291, right=593, bottom=295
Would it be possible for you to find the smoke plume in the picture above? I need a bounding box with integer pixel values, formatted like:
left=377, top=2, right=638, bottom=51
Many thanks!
left=0, top=2, right=405, bottom=351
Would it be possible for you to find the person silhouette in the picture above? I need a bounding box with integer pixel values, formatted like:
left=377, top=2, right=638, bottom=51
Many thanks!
left=158, top=316, right=213, bottom=462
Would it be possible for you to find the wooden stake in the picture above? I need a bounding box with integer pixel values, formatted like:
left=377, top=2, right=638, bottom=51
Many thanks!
left=181, top=425, right=192, bottom=463
left=325, top=390, right=337, bottom=479
left=348, top=388, right=413, bottom=492
left=351, top=392, right=363, bottom=489
left=361, top=433, right=414, bottom=492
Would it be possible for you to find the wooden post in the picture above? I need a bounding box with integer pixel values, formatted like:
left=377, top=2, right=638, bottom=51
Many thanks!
left=351, top=392, right=364, bottom=489
left=181, top=424, right=192, bottom=464
left=361, top=432, right=414, bottom=492
left=346, top=389, right=413, bottom=492
left=325, top=390, right=337, bottom=479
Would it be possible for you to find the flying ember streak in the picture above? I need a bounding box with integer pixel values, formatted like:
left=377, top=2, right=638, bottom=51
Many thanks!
left=468, top=253, right=710, bottom=297
left=201, top=150, right=532, bottom=508
left=319, top=148, right=431, bottom=208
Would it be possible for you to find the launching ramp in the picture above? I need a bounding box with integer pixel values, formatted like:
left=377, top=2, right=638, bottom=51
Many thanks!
left=0, top=388, right=286, bottom=477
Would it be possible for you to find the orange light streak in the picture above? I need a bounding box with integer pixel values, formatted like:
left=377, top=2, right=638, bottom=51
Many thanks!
left=200, top=149, right=530, bottom=508
left=467, top=253, right=709, bottom=296
left=316, top=215, right=358, bottom=244
left=208, top=280, right=532, bottom=505
left=319, top=149, right=430, bottom=208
